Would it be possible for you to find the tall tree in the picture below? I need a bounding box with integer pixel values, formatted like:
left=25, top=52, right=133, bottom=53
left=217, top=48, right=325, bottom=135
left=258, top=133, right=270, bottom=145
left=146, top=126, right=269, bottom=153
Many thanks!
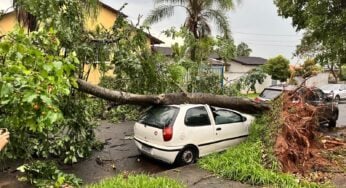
left=264, top=55, right=291, bottom=82
left=236, top=42, right=252, bottom=57
left=145, top=0, right=234, bottom=39
left=274, top=0, right=346, bottom=81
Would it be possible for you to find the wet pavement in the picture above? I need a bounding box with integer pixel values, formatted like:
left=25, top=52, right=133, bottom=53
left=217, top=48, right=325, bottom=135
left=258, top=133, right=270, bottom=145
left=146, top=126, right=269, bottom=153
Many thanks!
left=64, top=121, right=173, bottom=184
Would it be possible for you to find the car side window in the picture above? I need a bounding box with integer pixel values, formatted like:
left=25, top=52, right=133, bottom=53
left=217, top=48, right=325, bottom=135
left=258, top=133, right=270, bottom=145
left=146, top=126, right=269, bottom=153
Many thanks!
left=185, top=106, right=211, bottom=126
left=314, top=89, right=324, bottom=101
left=214, top=110, right=242, bottom=125
left=341, top=85, right=346, bottom=90
left=305, top=89, right=320, bottom=102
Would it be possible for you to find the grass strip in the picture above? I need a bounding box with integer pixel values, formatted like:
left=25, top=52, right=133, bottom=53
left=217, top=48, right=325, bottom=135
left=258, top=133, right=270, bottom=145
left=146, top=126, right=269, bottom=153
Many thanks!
left=199, top=115, right=322, bottom=188
left=87, top=174, right=186, bottom=188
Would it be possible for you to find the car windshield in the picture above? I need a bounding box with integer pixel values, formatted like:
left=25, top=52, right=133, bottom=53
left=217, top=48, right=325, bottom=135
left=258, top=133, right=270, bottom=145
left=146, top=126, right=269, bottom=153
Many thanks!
left=259, top=89, right=282, bottom=100
left=320, top=85, right=340, bottom=91
left=139, top=106, right=179, bottom=129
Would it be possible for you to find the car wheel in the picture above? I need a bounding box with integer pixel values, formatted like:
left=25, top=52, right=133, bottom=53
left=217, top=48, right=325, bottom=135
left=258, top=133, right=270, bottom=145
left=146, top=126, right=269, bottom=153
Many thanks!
left=328, top=112, right=338, bottom=128
left=176, top=147, right=197, bottom=166
left=335, top=95, right=340, bottom=103
left=328, top=120, right=336, bottom=128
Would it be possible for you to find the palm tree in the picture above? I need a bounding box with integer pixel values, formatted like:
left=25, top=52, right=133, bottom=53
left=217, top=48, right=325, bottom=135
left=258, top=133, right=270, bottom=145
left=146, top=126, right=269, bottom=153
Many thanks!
left=145, top=0, right=235, bottom=39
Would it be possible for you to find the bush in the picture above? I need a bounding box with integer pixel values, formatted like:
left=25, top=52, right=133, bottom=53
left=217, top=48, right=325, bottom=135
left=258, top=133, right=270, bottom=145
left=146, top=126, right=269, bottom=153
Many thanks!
left=17, top=161, right=82, bottom=187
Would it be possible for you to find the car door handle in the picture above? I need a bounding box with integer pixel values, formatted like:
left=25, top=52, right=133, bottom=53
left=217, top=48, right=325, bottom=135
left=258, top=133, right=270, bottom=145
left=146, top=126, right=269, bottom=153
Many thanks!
left=216, top=127, right=222, bottom=131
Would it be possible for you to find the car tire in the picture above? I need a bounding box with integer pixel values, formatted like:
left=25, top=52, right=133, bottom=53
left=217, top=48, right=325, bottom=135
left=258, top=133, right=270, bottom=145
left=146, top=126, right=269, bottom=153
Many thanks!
left=328, top=120, right=336, bottom=128
left=335, top=95, right=340, bottom=103
left=328, top=112, right=338, bottom=128
left=176, top=147, right=197, bottom=166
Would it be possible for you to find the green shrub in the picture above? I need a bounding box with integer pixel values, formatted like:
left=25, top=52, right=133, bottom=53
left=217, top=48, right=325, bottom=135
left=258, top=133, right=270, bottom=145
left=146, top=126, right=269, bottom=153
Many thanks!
left=17, top=161, right=82, bottom=187
left=88, top=174, right=185, bottom=188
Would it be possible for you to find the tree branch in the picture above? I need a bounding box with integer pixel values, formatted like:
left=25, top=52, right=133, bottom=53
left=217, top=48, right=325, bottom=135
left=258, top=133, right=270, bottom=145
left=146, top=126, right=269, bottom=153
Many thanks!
left=77, top=79, right=270, bottom=114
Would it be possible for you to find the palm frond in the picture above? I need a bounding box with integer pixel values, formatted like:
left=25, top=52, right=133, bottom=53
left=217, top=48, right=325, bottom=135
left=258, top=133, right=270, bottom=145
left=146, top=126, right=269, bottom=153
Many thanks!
left=154, top=0, right=188, bottom=6
left=203, top=0, right=235, bottom=10
left=214, top=0, right=235, bottom=10
left=202, top=9, right=231, bottom=38
left=144, top=5, right=178, bottom=25
left=197, top=18, right=212, bottom=38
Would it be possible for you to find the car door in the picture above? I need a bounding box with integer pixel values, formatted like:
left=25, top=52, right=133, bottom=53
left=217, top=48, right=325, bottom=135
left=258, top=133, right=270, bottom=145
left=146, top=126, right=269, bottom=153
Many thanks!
left=183, top=106, right=215, bottom=156
left=340, top=84, right=346, bottom=99
left=307, top=89, right=332, bottom=123
left=212, top=109, right=249, bottom=151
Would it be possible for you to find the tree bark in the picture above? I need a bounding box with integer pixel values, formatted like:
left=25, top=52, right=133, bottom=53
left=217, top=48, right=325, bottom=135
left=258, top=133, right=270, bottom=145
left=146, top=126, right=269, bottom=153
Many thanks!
left=77, top=79, right=270, bottom=114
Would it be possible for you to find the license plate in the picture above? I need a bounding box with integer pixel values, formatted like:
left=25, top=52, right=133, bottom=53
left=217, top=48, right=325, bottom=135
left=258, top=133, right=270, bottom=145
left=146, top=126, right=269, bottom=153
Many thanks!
left=142, top=145, right=152, bottom=153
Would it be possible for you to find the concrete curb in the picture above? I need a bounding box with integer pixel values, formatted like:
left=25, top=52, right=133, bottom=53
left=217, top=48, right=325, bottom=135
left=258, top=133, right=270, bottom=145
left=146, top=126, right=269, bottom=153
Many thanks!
left=156, top=164, right=256, bottom=188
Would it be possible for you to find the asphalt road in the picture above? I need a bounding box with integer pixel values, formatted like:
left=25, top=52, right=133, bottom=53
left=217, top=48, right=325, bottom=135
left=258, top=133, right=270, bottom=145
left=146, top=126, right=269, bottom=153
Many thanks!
left=337, top=103, right=346, bottom=127
left=65, top=121, right=172, bottom=184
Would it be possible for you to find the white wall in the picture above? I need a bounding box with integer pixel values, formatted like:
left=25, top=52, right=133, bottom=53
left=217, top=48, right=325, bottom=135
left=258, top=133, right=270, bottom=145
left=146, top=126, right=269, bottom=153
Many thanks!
left=223, top=61, right=273, bottom=93
left=295, top=72, right=329, bottom=88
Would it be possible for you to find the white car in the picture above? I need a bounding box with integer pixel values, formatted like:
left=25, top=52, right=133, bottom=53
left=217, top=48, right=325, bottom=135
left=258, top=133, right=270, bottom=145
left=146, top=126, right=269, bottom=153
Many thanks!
left=319, top=84, right=346, bottom=103
left=133, top=104, right=255, bottom=165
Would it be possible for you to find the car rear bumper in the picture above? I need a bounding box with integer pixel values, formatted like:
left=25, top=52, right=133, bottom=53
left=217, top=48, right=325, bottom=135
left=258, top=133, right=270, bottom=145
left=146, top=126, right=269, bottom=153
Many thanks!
left=134, top=137, right=181, bottom=164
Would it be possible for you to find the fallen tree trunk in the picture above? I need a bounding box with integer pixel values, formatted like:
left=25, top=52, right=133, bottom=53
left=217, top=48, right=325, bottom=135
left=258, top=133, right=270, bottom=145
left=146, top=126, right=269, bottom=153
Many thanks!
left=77, top=79, right=270, bottom=114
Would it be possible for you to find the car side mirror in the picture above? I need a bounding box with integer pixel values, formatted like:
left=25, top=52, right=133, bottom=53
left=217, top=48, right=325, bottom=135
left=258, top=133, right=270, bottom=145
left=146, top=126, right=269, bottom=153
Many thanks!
left=242, top=116, right=247, bottom=122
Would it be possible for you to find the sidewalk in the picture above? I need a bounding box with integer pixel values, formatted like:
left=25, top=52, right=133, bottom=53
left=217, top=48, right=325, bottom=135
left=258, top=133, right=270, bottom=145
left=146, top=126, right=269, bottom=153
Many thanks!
left=156, top=164, right=256, bottom=188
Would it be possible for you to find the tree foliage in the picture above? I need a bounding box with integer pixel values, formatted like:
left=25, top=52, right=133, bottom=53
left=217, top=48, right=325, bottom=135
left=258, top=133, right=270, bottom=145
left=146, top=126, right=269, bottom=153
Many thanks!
left=0, top=29, right=80, bottom=160
left=215, top=36, right=237, bottom=61
left=274, top=0, right=346, bottom=79
left=294, top=58, right=320, bottom=79
left=0, top=0, right=102, bottom=163
left=264, top=55, right=290, bottom=82
left=145, top=0, right=235, bottom=39
left=239, top=67, right=267, bottom=93
left=236, top=42, right=252, bottom=57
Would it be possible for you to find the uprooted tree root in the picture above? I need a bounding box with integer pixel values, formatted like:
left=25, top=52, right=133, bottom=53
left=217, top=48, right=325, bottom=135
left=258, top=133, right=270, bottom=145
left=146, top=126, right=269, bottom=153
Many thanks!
left=274, top=89, right=345, bottom=178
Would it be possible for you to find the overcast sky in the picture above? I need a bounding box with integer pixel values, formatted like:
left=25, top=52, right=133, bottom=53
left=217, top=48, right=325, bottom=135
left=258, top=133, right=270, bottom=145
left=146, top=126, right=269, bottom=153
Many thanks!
left=0, top=0, right=303, bottom=62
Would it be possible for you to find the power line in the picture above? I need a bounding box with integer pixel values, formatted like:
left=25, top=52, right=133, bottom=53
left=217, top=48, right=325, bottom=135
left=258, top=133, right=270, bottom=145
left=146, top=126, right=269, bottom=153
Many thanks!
left=246, top=42, right=297, bottom=47
left=233, top=31, right=302, bottom=37
left=237, top=39, right=300, bottom=43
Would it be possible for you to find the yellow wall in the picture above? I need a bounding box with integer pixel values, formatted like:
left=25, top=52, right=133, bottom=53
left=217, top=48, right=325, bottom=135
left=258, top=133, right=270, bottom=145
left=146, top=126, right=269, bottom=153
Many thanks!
left=84, top=6, right=120, bottom=85
left=85, top=6, right=117, bottom=30
left=0, top=12, right=18, bottom=35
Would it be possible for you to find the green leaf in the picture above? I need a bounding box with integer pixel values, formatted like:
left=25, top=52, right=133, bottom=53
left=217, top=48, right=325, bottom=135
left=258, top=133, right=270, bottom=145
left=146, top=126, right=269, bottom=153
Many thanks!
left=53, top=61, right=63, bottom=70
left=17, top=165, right=26, bottom=172
left=43, top=64, right=53, bottom=72
left=0, top=83, right=12, bottom=97
left=23, top=92, right=38, bottom=102
left=40, top=95, right=52, bottom=104
left=48, top=112, right=59, bottom=124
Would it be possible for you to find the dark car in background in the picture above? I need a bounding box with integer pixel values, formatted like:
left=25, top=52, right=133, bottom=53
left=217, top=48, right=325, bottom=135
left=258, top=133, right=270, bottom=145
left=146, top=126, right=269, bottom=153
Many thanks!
left=255, top=85, right=339, bottom=128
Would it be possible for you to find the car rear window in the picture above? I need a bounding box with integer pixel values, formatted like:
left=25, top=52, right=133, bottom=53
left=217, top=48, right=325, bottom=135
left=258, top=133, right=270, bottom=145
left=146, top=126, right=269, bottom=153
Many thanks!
left=139, top=106, right=179, bottom=129
left=259, top=89, right=282, bottom=100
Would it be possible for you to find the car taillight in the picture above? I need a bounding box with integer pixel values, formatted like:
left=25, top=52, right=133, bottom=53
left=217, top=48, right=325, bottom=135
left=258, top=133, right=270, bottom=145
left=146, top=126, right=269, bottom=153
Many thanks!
left=163, top=126, right=173, bottom=141
left=254, top=97, right=261, bottom=103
